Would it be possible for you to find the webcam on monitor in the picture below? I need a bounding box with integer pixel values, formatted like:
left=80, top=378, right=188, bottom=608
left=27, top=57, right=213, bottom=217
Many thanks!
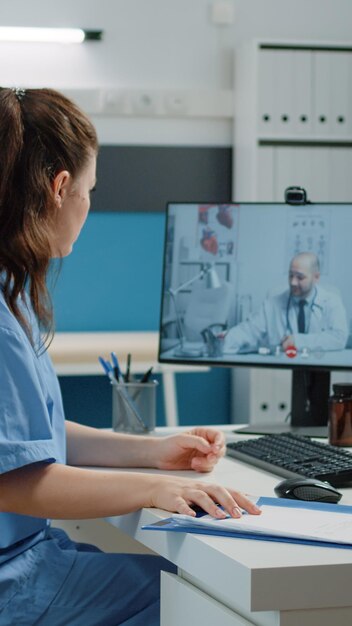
left=284, top=186, right=308, bottom=205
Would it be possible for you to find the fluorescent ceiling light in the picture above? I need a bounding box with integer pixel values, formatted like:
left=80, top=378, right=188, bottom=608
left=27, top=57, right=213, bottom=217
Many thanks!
left=0, top=27, right=102, bottom=43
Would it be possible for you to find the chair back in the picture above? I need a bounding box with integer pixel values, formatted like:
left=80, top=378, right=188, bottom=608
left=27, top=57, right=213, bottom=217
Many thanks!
left=183, top=281, right=234, bottom=342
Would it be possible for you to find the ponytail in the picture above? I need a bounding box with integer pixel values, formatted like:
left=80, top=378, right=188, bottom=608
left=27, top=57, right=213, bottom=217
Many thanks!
left=0, top=89, right=24, bottom=201
left=0, top=87, right=98, bottom=346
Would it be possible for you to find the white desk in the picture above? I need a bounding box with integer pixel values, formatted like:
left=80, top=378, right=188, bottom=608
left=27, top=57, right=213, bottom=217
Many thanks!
left=160, top=343, right=352, bottom=368
left=48, top=331, right=208, bottom=427
left=106, top=428, right=352, bottom=626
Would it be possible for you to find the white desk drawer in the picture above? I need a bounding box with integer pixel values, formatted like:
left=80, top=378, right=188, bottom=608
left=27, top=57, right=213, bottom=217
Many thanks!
left=161, top=572, right=255, bottom=626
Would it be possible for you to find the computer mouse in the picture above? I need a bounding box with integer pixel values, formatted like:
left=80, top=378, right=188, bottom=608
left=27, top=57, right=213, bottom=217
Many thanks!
left=274, top=477, right=342, bottom=503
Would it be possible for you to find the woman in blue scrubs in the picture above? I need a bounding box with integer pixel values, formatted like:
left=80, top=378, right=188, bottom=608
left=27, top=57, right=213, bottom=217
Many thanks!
left=0, top=87, right=260, bottom=625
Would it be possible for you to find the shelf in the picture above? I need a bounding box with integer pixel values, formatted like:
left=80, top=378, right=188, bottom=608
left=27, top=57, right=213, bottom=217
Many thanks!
left=258, top=137, right=352, bottom=146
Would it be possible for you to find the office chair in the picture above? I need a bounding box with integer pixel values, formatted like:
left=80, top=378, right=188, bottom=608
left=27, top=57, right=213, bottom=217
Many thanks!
left=182, top=281, right=234, bottom=342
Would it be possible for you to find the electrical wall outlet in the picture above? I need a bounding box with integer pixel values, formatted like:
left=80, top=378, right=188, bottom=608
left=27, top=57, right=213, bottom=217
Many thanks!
left=104, top=90, right=125, bottom=114
left=61, top=87, right=234, bottom=119
left=130, top=91, right=158, bottom=115
left=164, top=92, right=188, bottom=116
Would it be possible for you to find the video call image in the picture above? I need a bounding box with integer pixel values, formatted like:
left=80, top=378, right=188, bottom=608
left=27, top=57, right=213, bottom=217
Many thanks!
left=159, top=202, right=352, bottom=368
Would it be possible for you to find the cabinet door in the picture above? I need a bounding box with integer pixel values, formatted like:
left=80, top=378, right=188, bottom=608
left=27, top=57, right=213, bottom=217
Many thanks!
left=256, top=147, right=274, bottom=200
left=329, top=148, right=352, bottom=201
left=273, top=146, right=330, bottom=202
left=272, top=145, right=352, bottom=203
left=233, top=368, right=291, bottom=425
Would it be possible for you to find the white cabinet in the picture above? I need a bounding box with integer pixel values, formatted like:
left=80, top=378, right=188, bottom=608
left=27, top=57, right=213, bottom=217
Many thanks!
left=232, top=40, right=352, bottom=425
left=254, top=42, right=352, bottom=143
left=235, top=41, right=352, bottom=200
left=232, top=367, right=291, bottom=426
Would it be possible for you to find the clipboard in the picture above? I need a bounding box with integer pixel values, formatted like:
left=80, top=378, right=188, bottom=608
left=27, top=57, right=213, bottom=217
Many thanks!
left=142, top=497, right=352, bottom=550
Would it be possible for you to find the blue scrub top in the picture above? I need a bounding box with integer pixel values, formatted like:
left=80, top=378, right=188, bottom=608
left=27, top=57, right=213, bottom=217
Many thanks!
left=0, top=288, right=66, bottom=562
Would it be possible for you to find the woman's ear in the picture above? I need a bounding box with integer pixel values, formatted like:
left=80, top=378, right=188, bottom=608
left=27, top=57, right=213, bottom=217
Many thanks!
left=52, top=170, right=71, bottom=208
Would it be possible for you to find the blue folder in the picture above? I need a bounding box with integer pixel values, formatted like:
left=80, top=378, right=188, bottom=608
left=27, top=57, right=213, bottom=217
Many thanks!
left=142, top=497, right=352, bottom=550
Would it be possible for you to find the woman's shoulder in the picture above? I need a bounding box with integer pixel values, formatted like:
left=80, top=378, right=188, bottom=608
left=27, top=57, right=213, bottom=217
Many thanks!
left=0, top=288, right=30, bottom=341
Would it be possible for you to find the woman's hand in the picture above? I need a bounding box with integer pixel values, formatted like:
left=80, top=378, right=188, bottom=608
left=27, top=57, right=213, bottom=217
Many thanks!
left=155, top=427, right=226, bottom=472
left=149, top=474, right=261, bottom=519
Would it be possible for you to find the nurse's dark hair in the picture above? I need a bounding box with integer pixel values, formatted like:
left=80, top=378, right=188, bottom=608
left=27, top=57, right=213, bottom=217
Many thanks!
left=0, top=87, right=98, bottom=345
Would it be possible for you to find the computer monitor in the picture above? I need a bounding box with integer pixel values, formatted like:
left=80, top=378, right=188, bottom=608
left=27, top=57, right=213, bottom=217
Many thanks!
left=158, top=202, right=352, bottom=433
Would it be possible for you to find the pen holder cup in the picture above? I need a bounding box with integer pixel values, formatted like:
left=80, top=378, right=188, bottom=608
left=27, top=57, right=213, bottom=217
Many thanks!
left=112, top=380, right=158, bottom=434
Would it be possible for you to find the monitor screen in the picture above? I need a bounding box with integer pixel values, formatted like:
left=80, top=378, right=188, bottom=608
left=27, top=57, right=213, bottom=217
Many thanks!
left=159, top=203, right=352, bottom=425
left=159, top=202, right=352, bottom=372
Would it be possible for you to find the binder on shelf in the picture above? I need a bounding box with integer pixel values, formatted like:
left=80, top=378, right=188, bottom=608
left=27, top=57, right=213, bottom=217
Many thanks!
left=272, top=50, right=295, bottom=136
left=291, top=50, right=313, bottom=136
left=257, top=49, right=276, bottom=135
left=330, top=52, right=351, bottom=136
left=312, top=51, right=333, bottom=136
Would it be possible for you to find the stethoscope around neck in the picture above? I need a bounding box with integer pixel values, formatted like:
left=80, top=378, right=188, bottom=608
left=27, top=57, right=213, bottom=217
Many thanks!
left=285, top=286, right=321, bottom=334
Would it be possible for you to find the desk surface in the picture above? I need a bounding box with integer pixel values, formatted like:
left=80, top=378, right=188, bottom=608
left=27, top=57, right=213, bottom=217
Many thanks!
left=160, top=343, right=352, bottom=368
left=106, top=427, right=352, bottom=623
left=49, top=331, right=158, bottom=373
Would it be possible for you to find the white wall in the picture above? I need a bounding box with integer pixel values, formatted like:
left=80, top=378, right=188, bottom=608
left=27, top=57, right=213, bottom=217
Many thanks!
left=232, top=0, right=352, bottom=44
left=1, top=0, right=352, bottom=145
left=0, top=0, right=232, bottom=89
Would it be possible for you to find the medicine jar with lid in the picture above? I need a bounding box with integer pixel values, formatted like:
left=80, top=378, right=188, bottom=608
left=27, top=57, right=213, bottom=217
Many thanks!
left=328, top=383, right=352, bottom=446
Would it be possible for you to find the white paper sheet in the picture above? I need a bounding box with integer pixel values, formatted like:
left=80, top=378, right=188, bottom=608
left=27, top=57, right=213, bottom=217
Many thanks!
left=172, top=501, right=352, bottom=545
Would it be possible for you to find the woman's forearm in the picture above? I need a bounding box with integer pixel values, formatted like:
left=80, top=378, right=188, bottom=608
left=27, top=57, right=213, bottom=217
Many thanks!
left=0, top=454, right=262, bottom=521
left=65, top=420, right=161, bottom=468
left=0, top=462, right=160, bottom=519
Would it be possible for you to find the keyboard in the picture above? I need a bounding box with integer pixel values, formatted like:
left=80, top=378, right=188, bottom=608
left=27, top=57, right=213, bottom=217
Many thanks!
left=226, top=433, right=352, bottom=487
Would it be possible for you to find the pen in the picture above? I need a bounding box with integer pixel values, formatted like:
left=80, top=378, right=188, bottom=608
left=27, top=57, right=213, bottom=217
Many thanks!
left=140, top=366, right=153, bottom=384
left=131, top=365, right=154, bottom=401
left=98, top=356, right=116, bottom=384
left=110, top=352, right=122, bottom=382
left=125, top=353, right=131, bottom=383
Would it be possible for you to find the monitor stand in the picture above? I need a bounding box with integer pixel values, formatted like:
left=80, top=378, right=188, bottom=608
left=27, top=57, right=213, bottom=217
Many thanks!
left=235, top=369, right=330, bottom=438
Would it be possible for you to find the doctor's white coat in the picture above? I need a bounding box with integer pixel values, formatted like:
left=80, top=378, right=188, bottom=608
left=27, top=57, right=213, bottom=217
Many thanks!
left=224, top=286, right=348, bottom=353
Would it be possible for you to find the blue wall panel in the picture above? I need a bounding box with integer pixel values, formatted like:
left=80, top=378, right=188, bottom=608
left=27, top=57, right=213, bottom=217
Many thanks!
left=59, top=370, right=230, bottom=429
left=53, top=212, right=165, bottom=331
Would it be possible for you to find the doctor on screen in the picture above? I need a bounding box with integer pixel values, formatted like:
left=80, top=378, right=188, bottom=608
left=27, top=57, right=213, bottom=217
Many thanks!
left=224, top=252, right=349, bottom=354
